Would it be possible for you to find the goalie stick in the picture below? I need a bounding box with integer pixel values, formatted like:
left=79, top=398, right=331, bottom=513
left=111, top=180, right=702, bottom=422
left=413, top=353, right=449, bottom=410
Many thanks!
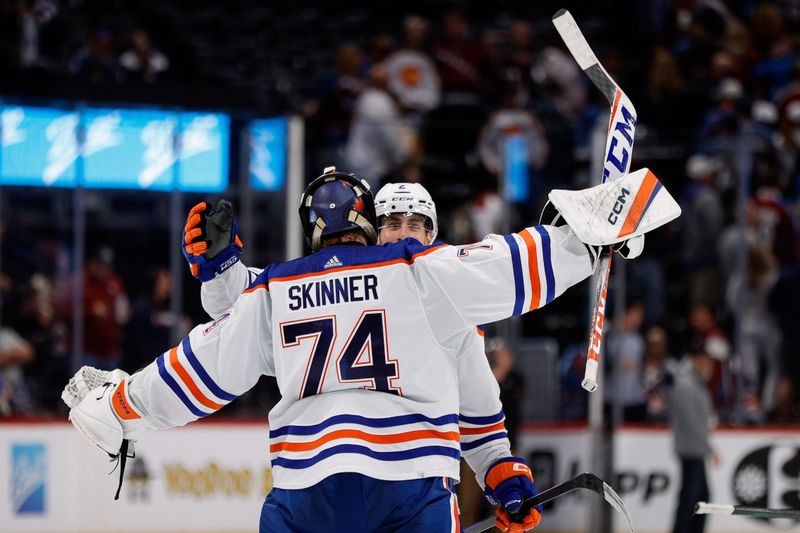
left=552, top=9, right=637, bottom=392
left=695, top=502, right=800, bottom=520
left=463, top=472, right=635, bottom=533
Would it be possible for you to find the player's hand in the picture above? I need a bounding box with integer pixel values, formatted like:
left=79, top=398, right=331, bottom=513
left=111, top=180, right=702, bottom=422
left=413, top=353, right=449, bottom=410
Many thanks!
left=182, top=200, right=243, bottom=281
left=484, top=458, right=542, bottom=532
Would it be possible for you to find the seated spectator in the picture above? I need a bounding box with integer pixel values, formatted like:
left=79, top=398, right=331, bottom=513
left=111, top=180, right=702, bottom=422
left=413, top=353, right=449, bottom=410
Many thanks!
left=69, top=29, right=116, bottom=83
left=118, top=29, right=169, bottom=84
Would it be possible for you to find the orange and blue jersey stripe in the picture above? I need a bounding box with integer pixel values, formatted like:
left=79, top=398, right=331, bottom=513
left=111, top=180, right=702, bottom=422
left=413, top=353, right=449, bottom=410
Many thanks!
left=156, top=336, right=235, bottom=417
left=459, top=411, right=508, bottom=452
left=269, top=413, right=461, bottom=469
left=504, top=227, right=555, bottom=315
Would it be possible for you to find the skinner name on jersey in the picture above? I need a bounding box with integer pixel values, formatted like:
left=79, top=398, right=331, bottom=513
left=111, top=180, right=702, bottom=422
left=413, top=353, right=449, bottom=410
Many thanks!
left=288, top=274, right=380, bottom=311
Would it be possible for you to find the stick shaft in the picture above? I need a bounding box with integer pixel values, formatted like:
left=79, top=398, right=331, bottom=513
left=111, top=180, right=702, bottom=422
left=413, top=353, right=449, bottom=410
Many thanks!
left=695, top=502, right=800, bottom=519
left=553, top=9, right=637, bottom=392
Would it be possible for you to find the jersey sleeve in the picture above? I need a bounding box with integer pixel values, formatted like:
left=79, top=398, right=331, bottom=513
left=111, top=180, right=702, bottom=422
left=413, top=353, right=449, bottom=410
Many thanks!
left=457, top=329, right=512, bottom=488
left=413, top=225, right=594, bottom=342
left=200, top=261, right=264, bottom=319
left=122, top=281, right=274, bottom=433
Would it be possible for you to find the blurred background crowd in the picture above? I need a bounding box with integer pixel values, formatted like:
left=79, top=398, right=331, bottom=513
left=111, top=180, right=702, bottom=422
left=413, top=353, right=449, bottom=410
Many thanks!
left=0, top=0, right=798, bottom=437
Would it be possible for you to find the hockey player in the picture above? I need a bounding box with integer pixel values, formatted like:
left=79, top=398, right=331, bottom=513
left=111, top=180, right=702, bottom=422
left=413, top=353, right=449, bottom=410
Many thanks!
left=62, top=167, right=678, bottom=533
left=182, top=180, right=532, bottom=532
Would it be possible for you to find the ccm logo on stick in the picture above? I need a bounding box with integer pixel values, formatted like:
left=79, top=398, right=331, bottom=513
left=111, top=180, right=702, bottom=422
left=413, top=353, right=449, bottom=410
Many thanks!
left=607, top=188, right=630, bottom=225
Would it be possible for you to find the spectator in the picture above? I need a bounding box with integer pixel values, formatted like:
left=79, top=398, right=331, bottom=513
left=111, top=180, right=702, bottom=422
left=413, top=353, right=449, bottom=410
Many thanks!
left=0, top=320, right=35, bottom=417
left=122, top=268, right=187, bottom=373
left=768, top=264, right=800, bottom=422
left=304, top=42, right=367, bottom=169
left=69, top=29, right=116, bottom=83
left=486, top=338, right=524, bottom=450
left=643, top=326, right=674, bottom=422
left=59, top=246, right=130, bottom=370
left=682, top=154, right=725, bottom=306
left=605, top=301, right=648, bottom=423
left=726, top=244, right=781, bottom=419
left=668, top=345, right=719, bottom=533
left=345, top=62, right=415, bottom=188
left=476, top=83, right=549, bottom=177
left=384, top=15, right=441, bottom=130
left=688, top=303, right=732, bottom=411
left=433, top=11, right=491, bottom=103
left=118, top=29, right=169, bottom=84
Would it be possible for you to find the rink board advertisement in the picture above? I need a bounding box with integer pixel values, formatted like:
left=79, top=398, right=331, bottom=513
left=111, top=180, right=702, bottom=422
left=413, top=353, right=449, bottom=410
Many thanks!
left=612, top=427, right=800, bottom=533
left=2, top=422, right=799, bottom=532
left=0, top=422, right=270, bottom=533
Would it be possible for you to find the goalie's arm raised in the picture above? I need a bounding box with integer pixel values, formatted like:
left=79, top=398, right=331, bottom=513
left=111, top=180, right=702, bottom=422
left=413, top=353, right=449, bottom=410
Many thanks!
left=411, top=169, right=680, bottom=342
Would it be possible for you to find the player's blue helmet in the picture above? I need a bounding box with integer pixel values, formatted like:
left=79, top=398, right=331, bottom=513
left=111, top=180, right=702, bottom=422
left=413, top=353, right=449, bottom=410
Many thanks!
left=299, top=166, right=378, bottom=252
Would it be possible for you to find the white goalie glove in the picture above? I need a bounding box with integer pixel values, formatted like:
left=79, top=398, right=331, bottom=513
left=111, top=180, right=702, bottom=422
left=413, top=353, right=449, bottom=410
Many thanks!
left=541, top=167, right=679, bottom=264
left=62, top=366, right=148, bottom=457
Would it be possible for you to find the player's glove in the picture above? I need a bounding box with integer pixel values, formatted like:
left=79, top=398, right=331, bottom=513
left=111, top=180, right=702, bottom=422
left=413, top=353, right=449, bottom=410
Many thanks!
left=484, top=457, right=542, bottom=532
left=182, top=199, right=243, bottom=281
left=539, top=200, right=644, bottom=266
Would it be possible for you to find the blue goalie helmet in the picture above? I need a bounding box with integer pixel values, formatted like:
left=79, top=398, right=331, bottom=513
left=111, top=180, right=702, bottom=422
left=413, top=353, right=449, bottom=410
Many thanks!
left=299, top=166, right=378, bottom=252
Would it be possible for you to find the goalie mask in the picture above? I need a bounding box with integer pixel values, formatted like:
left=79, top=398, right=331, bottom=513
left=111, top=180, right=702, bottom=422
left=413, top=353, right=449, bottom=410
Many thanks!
left=374, top=182, right=438, bottom=242
left=299, top=167, right=378, bottom=252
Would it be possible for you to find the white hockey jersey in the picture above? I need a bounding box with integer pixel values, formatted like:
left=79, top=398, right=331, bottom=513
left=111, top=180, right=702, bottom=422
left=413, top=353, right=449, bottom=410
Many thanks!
left=122, top=225, right=593, bottom=489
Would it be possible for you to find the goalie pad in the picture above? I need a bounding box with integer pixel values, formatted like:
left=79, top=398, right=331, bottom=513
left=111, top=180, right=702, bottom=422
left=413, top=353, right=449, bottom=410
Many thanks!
left=548, top=168, right=681, bottom=246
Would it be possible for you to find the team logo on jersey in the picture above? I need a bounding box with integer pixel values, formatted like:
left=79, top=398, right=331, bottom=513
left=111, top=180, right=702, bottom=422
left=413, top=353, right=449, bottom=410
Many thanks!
left=457, top=243, right=494, bottom=257
left=324, top=255, right=343, bottom=269
left=202, top=313, right=231, bottom=336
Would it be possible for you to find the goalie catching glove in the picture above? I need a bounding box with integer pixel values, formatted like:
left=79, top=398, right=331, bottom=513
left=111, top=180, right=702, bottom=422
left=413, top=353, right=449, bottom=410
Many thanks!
left=484, top=457, right=542, bottom=532
left=62, top=366, right=148, bottom=499
left=182, top=199, right=243, bottom=281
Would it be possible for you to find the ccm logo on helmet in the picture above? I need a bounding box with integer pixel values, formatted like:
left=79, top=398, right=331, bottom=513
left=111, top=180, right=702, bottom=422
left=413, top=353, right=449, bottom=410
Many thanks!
left=607, top=188, right=630, bottom=225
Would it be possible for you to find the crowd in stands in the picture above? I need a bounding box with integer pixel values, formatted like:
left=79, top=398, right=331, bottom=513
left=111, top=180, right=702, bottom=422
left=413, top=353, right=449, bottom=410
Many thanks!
left=0, top=1, right=798, bottom=426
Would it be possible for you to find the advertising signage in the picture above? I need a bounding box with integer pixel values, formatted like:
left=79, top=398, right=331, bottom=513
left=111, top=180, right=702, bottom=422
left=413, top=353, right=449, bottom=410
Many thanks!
left=0, top=105, right=230, bottom=192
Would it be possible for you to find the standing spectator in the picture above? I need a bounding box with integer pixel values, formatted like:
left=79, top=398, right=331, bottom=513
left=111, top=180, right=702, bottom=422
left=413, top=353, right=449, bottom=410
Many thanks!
left=768, top=264, right=800, bottom=422
left=59, top=246, right=130, bottom=370
left=118, top=29, right=169, bottom=84
left=726, top=244, right=781, bottom=418
left=69, top=29, right=117, bottom=83
left=682, top=154, right=725, bottom=306
left=668, top=345, right=719, bottom=533
left=122, top=268, right=187, bottom=373
left=433, top=11, right=491, bottom=103
left=486, top=338, right=524, bottom=451
left=0, top=320, right=35, bottom=417
left=384, top=15, right=440, bottom=131
left=304, top=42, right=367, bottom=170
left=345, top=62, right=415, bottom=188
left=605, top=301, right=648, bottom=422
left=643, top=326, right=674, bottom=422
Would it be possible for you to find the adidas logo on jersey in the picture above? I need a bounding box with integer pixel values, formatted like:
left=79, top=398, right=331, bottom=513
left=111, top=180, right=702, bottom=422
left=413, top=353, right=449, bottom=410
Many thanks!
left=324, top=255, right=343, bottom=269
